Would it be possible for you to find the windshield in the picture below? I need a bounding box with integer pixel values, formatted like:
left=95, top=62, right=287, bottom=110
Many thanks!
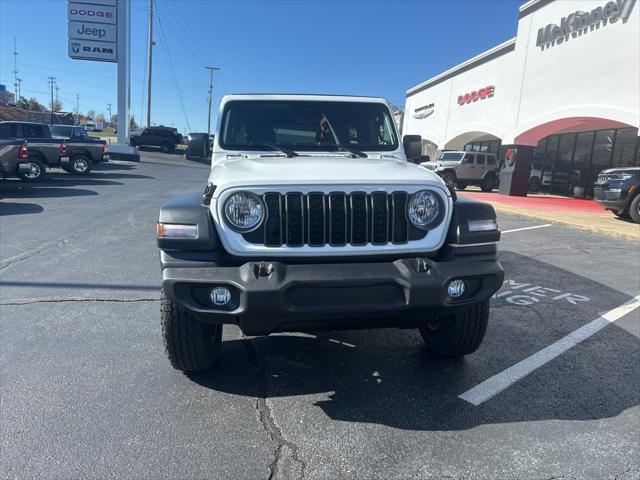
left=438, top=152, right=464, bottom=162
left=219, top=100, right=398, bottom=152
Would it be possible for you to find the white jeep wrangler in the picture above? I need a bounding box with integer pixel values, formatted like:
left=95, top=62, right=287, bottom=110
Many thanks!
left=421, top=151, right=499, bottom=192
left=156, top=94, right=504, bottom=372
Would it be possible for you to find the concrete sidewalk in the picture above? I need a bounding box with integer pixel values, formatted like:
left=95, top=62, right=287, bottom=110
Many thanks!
left=459, top=190, right=639, bottom=242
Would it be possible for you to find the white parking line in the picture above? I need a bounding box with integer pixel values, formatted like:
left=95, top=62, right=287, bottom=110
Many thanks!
left=502, top=224, right=552, bottom=234
left=459, top=294, right=640, bottom=406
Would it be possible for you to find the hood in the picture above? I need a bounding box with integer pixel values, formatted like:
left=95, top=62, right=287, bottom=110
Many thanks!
left=603, top=167, right=640, bottom=174
left=209, top=155, right=446, bottom=195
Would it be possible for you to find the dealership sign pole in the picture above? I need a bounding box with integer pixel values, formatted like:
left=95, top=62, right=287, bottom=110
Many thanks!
left=68, top=0, right=137, bottom=160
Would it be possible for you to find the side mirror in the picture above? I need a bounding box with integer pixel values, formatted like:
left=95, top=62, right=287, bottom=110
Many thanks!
left=402, top=135, right=422, bottom=161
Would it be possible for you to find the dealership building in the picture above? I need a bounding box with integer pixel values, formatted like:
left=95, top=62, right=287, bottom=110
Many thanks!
left=403, top=0, right=639, bottom=196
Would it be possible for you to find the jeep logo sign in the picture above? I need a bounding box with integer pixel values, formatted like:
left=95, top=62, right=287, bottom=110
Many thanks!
left=536, top=0, right=636, bottom=49
left=68, top=21, right=117, bottom=43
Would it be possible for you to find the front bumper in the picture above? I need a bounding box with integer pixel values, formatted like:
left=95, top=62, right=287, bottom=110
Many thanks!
left=594, top=187, right=629, bottom=213
left=162, top=257, right=504, bottom=335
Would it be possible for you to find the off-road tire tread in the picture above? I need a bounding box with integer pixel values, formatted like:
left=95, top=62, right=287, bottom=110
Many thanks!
left=629, top=195, right=640, bottom=223
left=161, top=290, right=221, bottom=372
left=420, top=300, right=490, bottom=357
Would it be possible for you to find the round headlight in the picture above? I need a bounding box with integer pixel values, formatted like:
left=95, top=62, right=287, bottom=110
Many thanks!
left=407, top=190, right=440, bottom=229
left=224, top=191, right=264, bottom=231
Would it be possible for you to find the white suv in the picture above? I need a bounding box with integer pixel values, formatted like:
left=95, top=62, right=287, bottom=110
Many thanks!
left=154, top=94, right=504, bottom=373
left=421, top=151, right=499, bottom=192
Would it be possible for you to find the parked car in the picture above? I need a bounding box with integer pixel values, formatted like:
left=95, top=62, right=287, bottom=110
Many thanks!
left=0, top=139, right=32, bottom=180
left=594, top=167, right=640, bottom=223
left=420, top=151, right=499, bottom=192
left=528, top=161, right=552, bottom=192
left=0, top=121, right=107, bottom=180
left=129, top=126, right=183, bottom=153
left=155, top=93, right=504, bottom=373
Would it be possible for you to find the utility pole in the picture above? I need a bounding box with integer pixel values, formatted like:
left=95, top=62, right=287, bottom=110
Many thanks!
left=146, top=0, right=154, bottom=128
left=16, top=78, right=22, bottom=100
left=107, top=103, right=112, bottom=126
left=48, top=76, right=56, bottom=126
left=204, top=66, right=220, bottom=136
left=55, top=84, right=59, bottom=107
left=76, top=94, right=79, bottom=125
left=13, top=37, right=18, bottom=101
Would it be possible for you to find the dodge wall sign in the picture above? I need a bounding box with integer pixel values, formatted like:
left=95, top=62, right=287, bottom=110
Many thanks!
left=457, top=86, right=495, bottom=106
left=536, top=0, right=636, bottom=49
left=413, top=103, right=435, bottom=119
left=67, top=2, right=117, bottom=24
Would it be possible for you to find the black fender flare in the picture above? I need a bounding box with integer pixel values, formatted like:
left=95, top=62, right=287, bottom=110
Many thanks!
left=446, top=196, right=500, bottom=245
left=157, top=193, right=219, bottom=252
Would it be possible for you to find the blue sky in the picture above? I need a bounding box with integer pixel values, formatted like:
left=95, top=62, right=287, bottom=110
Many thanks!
left=0, top=0, right=521, bottom=133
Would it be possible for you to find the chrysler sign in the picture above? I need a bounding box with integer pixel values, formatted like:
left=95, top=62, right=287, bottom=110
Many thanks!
left=536, top=0, right=636, bottom=49
left=413, top=103, right=434, bottom=119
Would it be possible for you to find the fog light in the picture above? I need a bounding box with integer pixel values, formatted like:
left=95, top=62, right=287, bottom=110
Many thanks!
left=210, top=287, right=231, bottom=306
left=447, top=279, right=466, bottom=298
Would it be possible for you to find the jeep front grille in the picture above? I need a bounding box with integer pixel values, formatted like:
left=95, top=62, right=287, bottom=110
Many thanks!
left=244, top=191, right=426, bottom=247
left=423, top=163, right=438, bottom=171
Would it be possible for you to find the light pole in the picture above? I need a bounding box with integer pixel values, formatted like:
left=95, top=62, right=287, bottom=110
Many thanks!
left=204, top=66, right=220, bottom=136
left=47, top=76, right=56, bottom=126
left=76, top=94, right=79, bottom=125
left=107, top=103, right=112, bottom=127
left=146, top=0, right=154, bottom=128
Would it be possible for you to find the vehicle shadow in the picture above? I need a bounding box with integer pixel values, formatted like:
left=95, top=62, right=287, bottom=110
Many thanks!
left=0, top=201, right=44, bottom=215
left=0, top=182, right=98, bottom=199
left=189, top=251, right=639, bottom=431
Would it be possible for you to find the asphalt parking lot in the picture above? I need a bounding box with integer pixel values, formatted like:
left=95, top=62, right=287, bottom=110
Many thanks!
left=1, top=151, right=639, bottom=480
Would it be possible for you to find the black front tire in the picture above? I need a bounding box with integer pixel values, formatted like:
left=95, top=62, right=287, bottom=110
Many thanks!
left=161, top=290, right=222, bottom=372
left=440, top=171, right=456, bottom=190
left=160, top=142, right=173, bottom=154
left=69, top=156, right=93, bottom=175
left=529, top=176, right=540, bottom=193
left=480, top=174, right=497, bottom=192
left=18, top=159, right=46, bottom=182
left=420, top=300, right=490, bottom=357
left=629, top=195, right=640, bottom=223
left=455, top=181, right=468, bottom=190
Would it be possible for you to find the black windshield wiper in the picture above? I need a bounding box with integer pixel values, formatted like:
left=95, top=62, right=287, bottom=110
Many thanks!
left=335, top=144, right=367, bottom=158
left=252, top=144, right=298, bottom=158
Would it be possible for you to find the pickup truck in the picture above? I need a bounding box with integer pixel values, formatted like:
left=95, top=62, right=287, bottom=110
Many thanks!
left=0, top=139, right=31, bottom=180
left=0, top=121, right=108, bottom=180
left=156, top=94, right=504, bottom=373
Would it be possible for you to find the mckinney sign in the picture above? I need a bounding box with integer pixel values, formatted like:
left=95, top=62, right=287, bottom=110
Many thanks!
left=536, top=0, right=636, bottom=48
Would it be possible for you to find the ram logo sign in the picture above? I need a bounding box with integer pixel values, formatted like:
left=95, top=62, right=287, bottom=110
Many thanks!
left=67, top=39, right=116, bottom=62
left=536, top=0, right=636, bottom=50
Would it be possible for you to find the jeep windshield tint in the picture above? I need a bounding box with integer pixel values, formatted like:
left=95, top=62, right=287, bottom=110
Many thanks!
left=219, top=100, right=398, bottom=152
left=438, top=152, right=464, bottom=162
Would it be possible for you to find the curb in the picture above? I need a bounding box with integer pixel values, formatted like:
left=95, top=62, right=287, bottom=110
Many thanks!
left=491, top=205, right=639, bottom=242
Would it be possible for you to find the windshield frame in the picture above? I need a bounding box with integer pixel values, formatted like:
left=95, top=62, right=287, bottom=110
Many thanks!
left=438, top=152, right=464, bottom=162
left=218, top=99, right=399, bottom=153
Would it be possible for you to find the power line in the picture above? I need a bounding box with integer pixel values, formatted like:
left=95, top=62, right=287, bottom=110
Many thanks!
left=154, top=3, right=191, bottom=131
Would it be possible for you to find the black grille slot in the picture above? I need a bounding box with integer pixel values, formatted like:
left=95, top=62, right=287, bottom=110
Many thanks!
left=391, top=191, right=408, bottom=243
left=307, top=193, right=325, bottom=246
left=329, top=193, right=348, bottom=246
left=285, top=193, right=304, bottom=246
left=255, top=191, right=421, bottom=247
left=350, top=192, right=368, bottom=245
left=264, top=193, right=282, bottom=246
left=371, top=192, right=389, bottom=244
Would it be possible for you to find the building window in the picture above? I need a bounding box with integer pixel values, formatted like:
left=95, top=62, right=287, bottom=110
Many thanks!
left=551, top=134, right=576, bottom=195
left=589, top=129, right=615, bottom=188
left=572, top=132, right=595, bottom=196
left=612, top=128, right=637, bottom=168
